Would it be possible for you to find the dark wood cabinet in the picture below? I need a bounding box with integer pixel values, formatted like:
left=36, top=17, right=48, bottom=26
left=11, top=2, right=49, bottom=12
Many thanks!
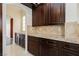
left=40, top=39, right=48, bottom=56
left=28, top=36, right=64, bottom=56
left=46, top=40, right=64, bottom=56
left=63, top=42, right=79, bottom=56
left=32, top=3, right=65, bottom=26
left=63, top=49, right=79, bottom=56
left=0, top=3, right=2, bottom=56
left=32, top=4, right=46, bottom=26
left=28, top=36, right=40, bottom=55
left=49, top=3, right=65, bottom=25
left=15, top=33, right=19, bottom=45
left=28, top=36, right=79, bottom=56
left=19, top=34, right=25, bottom=48
left=15, top=33, right=25, bottom=49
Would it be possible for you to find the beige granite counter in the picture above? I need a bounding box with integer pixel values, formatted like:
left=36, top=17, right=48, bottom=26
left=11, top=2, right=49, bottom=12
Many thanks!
left=28, top=33, right=64, bottom=41
left=28, top=33, right=79, bottom=44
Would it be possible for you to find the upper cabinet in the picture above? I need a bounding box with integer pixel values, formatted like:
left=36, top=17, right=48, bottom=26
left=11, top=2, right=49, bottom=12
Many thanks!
left=32, top=3, right=65, bottom=26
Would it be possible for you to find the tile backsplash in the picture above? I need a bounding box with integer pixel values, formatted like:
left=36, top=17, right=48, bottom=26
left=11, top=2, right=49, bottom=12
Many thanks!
left=27, top=22, right=79, bottom=37
left=27, top=25, right=65, bottom=36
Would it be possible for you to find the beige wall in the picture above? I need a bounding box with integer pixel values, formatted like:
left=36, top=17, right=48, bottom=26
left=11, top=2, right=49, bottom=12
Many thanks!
left=6, top=4, right=26, bottom=39
left=66, top=3, right=78, bottom=22
left=65, top=3, right=79, bottom=39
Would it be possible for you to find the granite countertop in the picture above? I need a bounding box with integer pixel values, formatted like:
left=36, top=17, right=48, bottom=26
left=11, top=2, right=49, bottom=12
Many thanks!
left=66, top=37, right=79, bottom=44
left=28, top=33, right=79, bottom=44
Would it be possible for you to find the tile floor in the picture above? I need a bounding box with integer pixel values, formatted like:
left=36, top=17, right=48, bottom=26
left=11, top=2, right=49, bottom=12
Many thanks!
left=4, top=44, right=33, bottom=56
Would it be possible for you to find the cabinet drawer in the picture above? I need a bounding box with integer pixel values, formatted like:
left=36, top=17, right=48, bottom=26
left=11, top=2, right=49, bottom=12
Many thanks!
left=47, top=40, right=58, bottom=47
left=47, top=39, right=64, bottom=47
left=63, top=49, right=79, bottom=56
left=64, top=42, right=79, bottom=52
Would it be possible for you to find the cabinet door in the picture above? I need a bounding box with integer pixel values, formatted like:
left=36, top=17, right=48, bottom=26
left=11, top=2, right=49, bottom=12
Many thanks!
left=19, top=34, right=21, bottom=46
left=63, top=49, right=79, bottom=56
left=28, top=36, right=40, bottom=56
left=19, top=34, right=25, bottom=48
left=32, top=4, right=49, bottom=26
left=15, top=33, right=19, bottom=45
left=60, top=3, right=65, bottom=24
left=40, top=39, right=48, bottom=56
left=46, top=39, right=64, bottom=56
left=32, top=7, right=39, bottom=26
left=47, top=40, right=59, bottom=56
left=43, top=4, right=49, bottom=25
left=48, top=47, right=59, bottom=56
left=49, top=3, right=65, bottom=25
left=32, top=4, right=44, bottom=26
left=21, top=35, right=25, bottom=48
left=63, top=42, right=79, bottom=56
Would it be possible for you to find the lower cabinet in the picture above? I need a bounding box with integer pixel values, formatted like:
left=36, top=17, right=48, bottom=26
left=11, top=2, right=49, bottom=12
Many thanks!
left=15, top=33, right=25, bottom=48
left=63, top=42, right=79, bottom=56
left=28, top=36, right=79, bottom=56
left=63, top=49, right=79, bottom=56
left=19, top=34, right=25, bottom=48
left=28, top=36, right=40, bottom=55
left=15, top=33, right=19, bottom=45
left=40, top=39, right=48, bottom=56
left=40, top=39, right=63, bottom=56
left=28, top=36, right=64, bottom=56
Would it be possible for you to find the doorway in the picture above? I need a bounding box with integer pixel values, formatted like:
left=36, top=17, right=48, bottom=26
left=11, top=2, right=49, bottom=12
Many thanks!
left=10, top=18, right=13, bottom=44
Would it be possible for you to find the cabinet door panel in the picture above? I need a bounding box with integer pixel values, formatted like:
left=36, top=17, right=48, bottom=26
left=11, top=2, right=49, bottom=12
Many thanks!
left=15, top=33, right=19, bottom=45
left=63, top=49, right=79, bottom=56
left=28, top=36, right=40, bottom=56
left=50, top=3, right=64, bottom=24
left=32, top=3, right=51, bottom=26
left=19, top=34, right=25, bottom=48
left=32, top=8, right=38, bottom=26
left=43, top=4, right=49, bottom=25
left=32, top=4, right=45, bottom=26
left=48, top=46, right=59, bottom=56
left=64, top=42, right=79, bottom=53
left=40, top=39, right=48, bottom=56
left=49, top=3, right=65, bottom=25
left=60, top=3, right=65, bottom=24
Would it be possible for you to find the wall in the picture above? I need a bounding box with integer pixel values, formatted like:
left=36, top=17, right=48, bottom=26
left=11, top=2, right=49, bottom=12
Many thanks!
left=6, top=4, right=22, bottom=34
left=6, top=4, right=26, bottom=45
left=66, top=3, right=77, bottom=22
left=75, top=4, right=79, bottom=36
left=65, top=3, right=79, bottom=39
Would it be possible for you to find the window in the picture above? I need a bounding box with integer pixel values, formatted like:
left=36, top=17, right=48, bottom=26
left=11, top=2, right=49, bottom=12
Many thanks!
left=22, top=16, right=26, bottom=31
